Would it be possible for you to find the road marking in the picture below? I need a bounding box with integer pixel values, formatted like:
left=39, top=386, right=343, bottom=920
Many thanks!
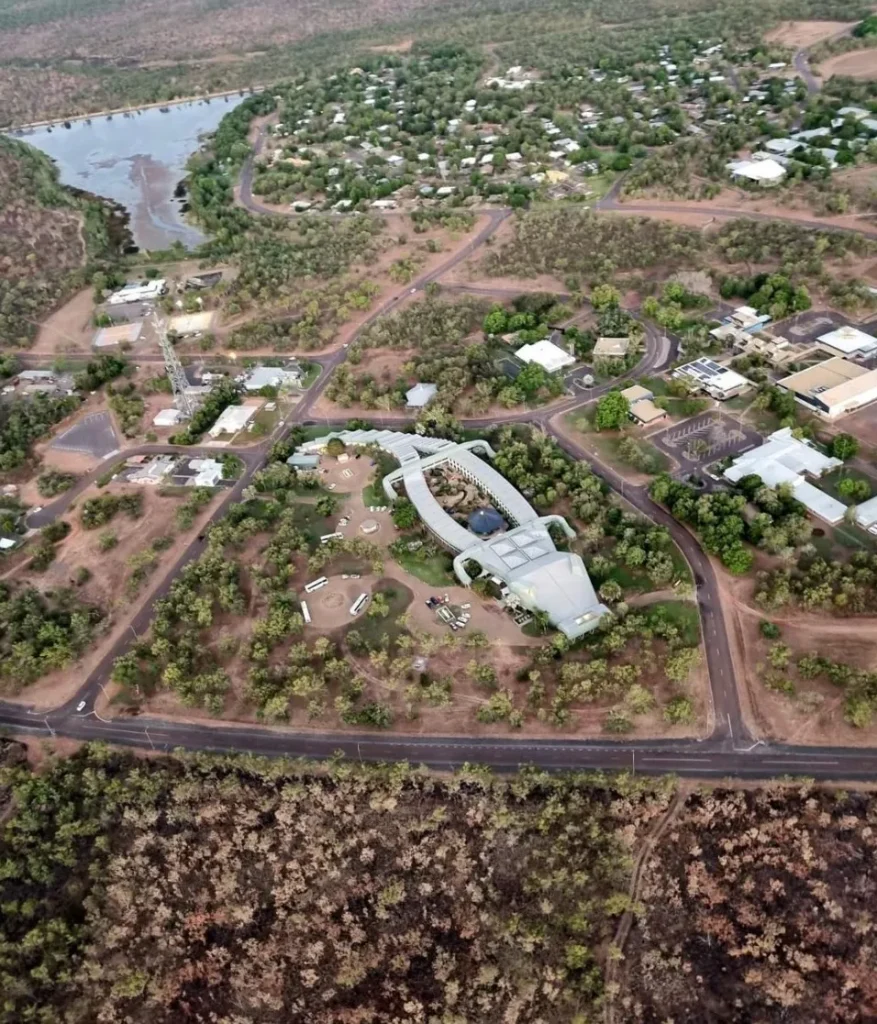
left=762, top=759, right=839, bottom=766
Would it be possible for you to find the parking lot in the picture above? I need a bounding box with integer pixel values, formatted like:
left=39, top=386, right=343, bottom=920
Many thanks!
left=651, top=412, right=762, bottom=472
left=50, top=412, right=119, bottom=458
left=782, top=310, right=850, bottom=346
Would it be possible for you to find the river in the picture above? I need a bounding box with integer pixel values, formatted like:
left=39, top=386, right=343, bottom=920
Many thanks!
left=11, top=95, right=246, bottom=252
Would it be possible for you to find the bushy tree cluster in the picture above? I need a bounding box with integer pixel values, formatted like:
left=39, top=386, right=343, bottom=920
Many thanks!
left=0, top=583, right=102, bottom=692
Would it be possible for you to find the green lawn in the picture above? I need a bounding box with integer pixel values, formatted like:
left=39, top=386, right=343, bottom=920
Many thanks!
left=587, top=429, right=670, bottom=476
left=603, top=540, right=692, bottom=595
left=362, top=480, right=386, bottom=508
left=645, top=600, right=701, bottom=646
left=583, top=171, right=617, bottom=201
left=392, top=548, right=456, bottom=587
left=298, top=361, right=322, bottom=389
left=291, top=503, right=331, bottom=550
left=349, top=580, right=414, bottom=647
left=637, top=376, right=672, bottom=397
left=722, top=394, right=753, bottom=413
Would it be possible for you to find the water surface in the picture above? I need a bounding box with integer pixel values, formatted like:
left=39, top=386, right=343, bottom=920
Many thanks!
left=14, top=97, right=245, bottom=251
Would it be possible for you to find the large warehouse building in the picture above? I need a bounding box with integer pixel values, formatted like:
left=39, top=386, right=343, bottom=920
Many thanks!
left=297, top=429, right=609, bottom=638
left=777, top=357, right=877, bottom=420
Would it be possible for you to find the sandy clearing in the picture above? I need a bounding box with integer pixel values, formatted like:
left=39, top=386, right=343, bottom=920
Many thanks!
left=764, top=20, right=857, bottom=49
left=366, top=38, right=413, bottom=53
left=34, top=286, right=95, bottom=355
left=611, top=192, right=877, bottom=237
left=819, top=47, right=877, bottom=80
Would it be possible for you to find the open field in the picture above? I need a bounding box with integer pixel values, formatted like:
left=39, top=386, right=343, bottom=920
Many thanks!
left=764, top=19, right=857, bottom=48
left=818, top=46, right=877, bottom=79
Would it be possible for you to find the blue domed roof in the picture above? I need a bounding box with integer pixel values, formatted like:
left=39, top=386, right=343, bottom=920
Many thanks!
left=468, top=507, right=506, bottom=536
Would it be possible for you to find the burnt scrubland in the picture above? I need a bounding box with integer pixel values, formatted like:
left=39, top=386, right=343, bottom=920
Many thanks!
left=1, top=747, right=876, bottom=1023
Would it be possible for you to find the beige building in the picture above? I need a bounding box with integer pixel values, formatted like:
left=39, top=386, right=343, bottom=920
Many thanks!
left=593, top=337, right=631, bottom=358
left=777, top=356, right=877, bottom=420
left=620, top=385, right=667, bottom=426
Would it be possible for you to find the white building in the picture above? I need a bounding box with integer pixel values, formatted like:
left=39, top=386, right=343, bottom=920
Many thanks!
left=854, top=495, right=877, bottom=534
left=817, top=326, right=877, bottom=360
left=777, top=357, right=877, bottom=420
left=674, top=357, right=751, bottom=400
left=592, top=337, right=631, bottom=359
left=153, top=408, right=184, bottom=428
left=726, top=157, right=787, bottom=185
left=188, top=458, right=224, bottom=487
left=208, top=405, right=256, bottom=438
left=168, top=311, right=214, bottom=338
left=764, top=138, right=802, bottom=156
left=723, top=427, right=845, bottom=524
left=93, top=322, right=142, bottom=348
left=107, top=280, right=167, bottom=306
left=405, top=382, right=438, bottom=407
left=515, top=339, right=575, bottom=374
left=243, top=365, right=302, bottom=391
left=295, top=430, right=609, bottom=638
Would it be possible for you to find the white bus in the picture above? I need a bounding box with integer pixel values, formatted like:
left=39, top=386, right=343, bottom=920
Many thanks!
left=349, top=593, right=369, bottom=616
left=301, top=601, right=312, bottom=624
left=320, top=532, right=343, bottom=544
left=304, top=576, right=328, bottom=594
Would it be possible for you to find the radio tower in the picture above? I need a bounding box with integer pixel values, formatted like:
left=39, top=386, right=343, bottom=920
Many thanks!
left=152, top=312, right=194, bottom=419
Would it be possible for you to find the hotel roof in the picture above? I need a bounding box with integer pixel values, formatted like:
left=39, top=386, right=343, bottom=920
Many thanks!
left=297, top=429, right=608, bottom=637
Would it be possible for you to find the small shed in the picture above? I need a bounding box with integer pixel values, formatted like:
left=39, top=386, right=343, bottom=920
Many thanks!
left=153, top=408, right=184, bottom=427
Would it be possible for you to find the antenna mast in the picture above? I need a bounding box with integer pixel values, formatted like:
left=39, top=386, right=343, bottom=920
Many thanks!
left=152, top=312, right=194, bottom=419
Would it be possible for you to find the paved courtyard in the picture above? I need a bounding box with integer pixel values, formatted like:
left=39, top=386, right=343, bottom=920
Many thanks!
left=50, top=412, right=119, bottom=458
left=651, top=412, right=762, bottom=472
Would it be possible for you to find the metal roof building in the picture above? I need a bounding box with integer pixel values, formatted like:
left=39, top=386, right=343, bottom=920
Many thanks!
left=243, top=366, right=302, bottom=391
left=816, top=326, right=877, bottom=360
left=674, top=357, right=751, bottom=400
left=208, top=405, right=256, bottom=438
left=405, top=383, right=438, bottom=408
left=515, top=339, right=575, bottom=374
left=723, top=427, right=845, bottom=524
left=296, top=429, right=609, bottom=638
left=777, top=357, right=877, bottom=420
left=93, top=321, right=142, bottom=348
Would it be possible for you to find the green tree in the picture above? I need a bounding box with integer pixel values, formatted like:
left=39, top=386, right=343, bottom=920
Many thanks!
left=594, top=391, right=630, bottom=431
left=483, top=306, right=508, bottom=335
left=590, top=283, right=621, bottom=311
left=831, top=434, right=859, bottom=461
